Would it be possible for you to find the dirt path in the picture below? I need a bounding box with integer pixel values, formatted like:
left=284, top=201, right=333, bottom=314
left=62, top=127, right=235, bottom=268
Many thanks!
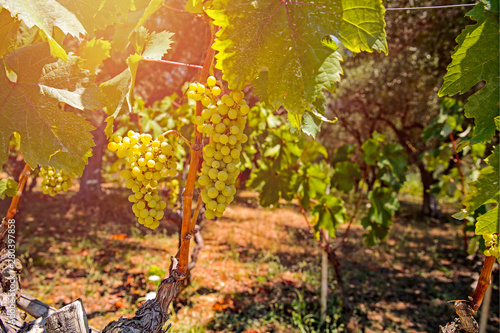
left=1, top=189, right=498, bottom=332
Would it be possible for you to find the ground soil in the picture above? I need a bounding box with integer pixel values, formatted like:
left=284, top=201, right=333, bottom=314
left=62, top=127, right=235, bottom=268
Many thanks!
left=0, top=185, right=498, bottom=333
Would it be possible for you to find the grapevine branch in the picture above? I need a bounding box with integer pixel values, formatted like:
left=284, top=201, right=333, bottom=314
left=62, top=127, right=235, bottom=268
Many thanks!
left=176, top=23, right=216, bottom=277
left=469, top=255, right=496, bottom=311
left=0, top=163, right=31, bottom=240
left=337, top=165, right=369, bottom=248
left=449, top=133, right=468, bottom=249
left=161, top=129, right=192, bottom=148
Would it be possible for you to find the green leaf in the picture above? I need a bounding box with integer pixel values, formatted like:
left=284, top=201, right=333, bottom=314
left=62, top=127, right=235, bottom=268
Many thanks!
left=312, top=196, right=347, bottom=238
left=208, top=0, right=386, bottom=114
left=0, top=178, right=17, bottom=199
left=361, top=186, right=399, bottom=245
left=101, top=69, right=133, bottom=118
left=300, top=140, right=328, bottom=165
left=297, top=163, right=328, bottom=209
left=338, top=0, right=388, bottom=54
left=331, top=161, right=361, bottom=192
left=247, top=164, right=295, bottom=207
left=0, top=43, right=96, bottom=175
left=105, top=29, right=173, bottom=121
left=0, top=8, right=20, bottom=59
left=185, top=0, right=204, bottom=14
left=132, top=0, right=163, bottom=33
left=438, top=2, right=499, bottom=143
left=1, top=0, right=86, bottom=60
left=361, top=138, right=381, bottom=166
left=57, top=0, right=136, bottom=35
left=331, top=144, right=355, bottom=166
left=377, top=142, right=408, bottom=190
left=301, top=110, right=322, bottom=138
left=475, top=206, right=499, bottom=235
left=454, top=146, right=499, bottom=219
left=80, top=38, right=111, bottom=72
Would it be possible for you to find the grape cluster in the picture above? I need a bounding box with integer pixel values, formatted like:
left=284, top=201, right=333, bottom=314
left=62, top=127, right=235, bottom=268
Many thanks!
left=483, top=234, right=499, bottom=262
left=165, top=178, right=180, bottom=208
left=108, top=131, right=178, bottom=229
left=188, top=76, right=249, bottom=219
left=40, top=167, right=74, bottom=196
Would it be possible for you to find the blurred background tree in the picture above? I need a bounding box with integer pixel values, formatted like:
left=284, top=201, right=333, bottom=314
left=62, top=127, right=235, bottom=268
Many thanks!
left=318, top=0, right=473, bottom=216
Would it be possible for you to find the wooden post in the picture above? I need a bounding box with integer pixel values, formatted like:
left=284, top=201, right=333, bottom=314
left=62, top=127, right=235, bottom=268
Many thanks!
left=321, top=232, right=328, bottom=321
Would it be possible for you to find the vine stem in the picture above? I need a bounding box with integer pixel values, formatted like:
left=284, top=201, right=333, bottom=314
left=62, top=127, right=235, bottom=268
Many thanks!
left=449, top=133, right=468, bottom=249
left=469, top=255, right=496, bottom=311
left=161, top=129, right=192, bottom=148
left=0, top=163, right=31, bottom=240
left=337, top=165, right=369, bottom=249
left=176, top=24, right=216, bottom=277
left=139, top=58, right=203, bottom=69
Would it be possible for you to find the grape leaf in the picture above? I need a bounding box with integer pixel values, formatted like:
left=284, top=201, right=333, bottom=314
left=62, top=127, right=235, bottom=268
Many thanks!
left=248, top=164, right=295, bottom=207
left=0, top=43, right=96, bottom=175
left=0, top=8, right=20, bottom=59
left=0, top=178, right=17, bottom=199
left=1, top=0, right=86, bottom=60
left=132, top=0, right=163, bottom=33
left=311, top=196, right=347, bottom=238
left=57, top=0, right=136, bottom=35
left=475, top=206, right=499, bottom=235
left=297, top=163, right=328, bottom=209
left=101, top=69, right=133, bottom=120
left=208, top=0, right=386, bottom=114
left=454, top=146, right=499, bottom=219
left=361, top=138, right=381, bottom=166
left=80, top=38, right=111, bottom=72
left=102, top=29, right=173, bottom=128
left=263, top=128, right=301, bottom=170
left=185, top=0, right=204, bottom=14
left=361, top=186, right=399, bottom=245
left=331, top=144, right=355, bottom=166
left=331, top=161, right=361, bottom=192
left=300, top=140, right=328, bottom=165
left=377, top=142, right=408, bottom=190
left=438, top=2, right=499, bottom=144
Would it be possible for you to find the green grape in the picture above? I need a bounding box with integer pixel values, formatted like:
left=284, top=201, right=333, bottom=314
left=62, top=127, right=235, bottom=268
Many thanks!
left=208, top=168, right=218, bottom=179
left=39, top=167, right=75, bottom=196
left=216, top=203, right=226, bottom=213
left=218, top=171, right=228, bottom=181
left=207, top=76, right=217, bottom=87
left=215, top=123, right=226, bottom=134
left=205, top=210, right=215, bottom=219
left=208, top=187, right=219, bottom=198
left=216, top=195, right=227, bottom=204
left=201, top=96, right=212, bottom=107
left=198, top=174, right=210, bottom=186
left=215, top=181, right=225, bottom=191
left=207, top=200, right=217, bottom=210
left=228, top=108, right=237, bottom=119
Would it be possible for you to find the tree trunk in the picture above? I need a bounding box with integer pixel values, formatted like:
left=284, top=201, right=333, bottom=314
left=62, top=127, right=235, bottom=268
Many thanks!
left=417, top=161, right=439, bottom=218
left=76, top=122, right=106, bottom=203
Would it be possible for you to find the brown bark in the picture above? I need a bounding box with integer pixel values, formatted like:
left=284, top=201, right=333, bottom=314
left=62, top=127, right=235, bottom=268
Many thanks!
left=76, top=122, right=106, bottom=203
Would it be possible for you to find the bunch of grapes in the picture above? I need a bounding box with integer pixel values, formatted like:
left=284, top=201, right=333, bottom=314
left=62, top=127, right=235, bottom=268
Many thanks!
left=188, top=76, right=249, bottom=219
left=108, top=130, right=178, bottom=229
left=40, top=167, right=74, bottom=196
left=483, top=234, right=499, bottom=262
left=165, top=178, right=180, bottom=208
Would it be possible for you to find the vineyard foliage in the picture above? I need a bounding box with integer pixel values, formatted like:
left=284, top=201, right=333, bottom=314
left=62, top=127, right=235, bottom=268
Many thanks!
left=244, top=106, right=407, bottom=244
left=0, top=0, right=387, bottom=177
left=438, top=0, right=499, bottom=236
